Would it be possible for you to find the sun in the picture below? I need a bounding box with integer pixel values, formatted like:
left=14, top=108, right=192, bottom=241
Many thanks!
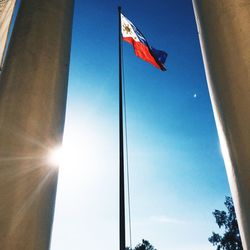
left=47, top=140, right=86, bottom=171
left=46, top=120, right=110, bottom=179
left=48, top=146, right=64, bottom=167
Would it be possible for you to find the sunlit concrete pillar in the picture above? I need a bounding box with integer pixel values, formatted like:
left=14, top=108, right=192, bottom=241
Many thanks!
left=0, top=0, right=74, bottom=249
left=0, top=0, right=16, bottom=67
left=192, top=1, right=250, bottom=249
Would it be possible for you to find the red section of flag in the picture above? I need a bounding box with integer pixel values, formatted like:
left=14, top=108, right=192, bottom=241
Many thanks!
left=123, top=37, right=162, bottom=70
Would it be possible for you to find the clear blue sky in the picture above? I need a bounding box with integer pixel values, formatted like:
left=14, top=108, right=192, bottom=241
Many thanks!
left=51, top=0, right=231, bottom=249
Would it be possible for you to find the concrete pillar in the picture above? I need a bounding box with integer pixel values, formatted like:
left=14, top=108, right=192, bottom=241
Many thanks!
left=192, top=1, right=250, bottom=249
left=0, top=0, right=16, bottom=67
left=0, top=0, right=74, bottom=249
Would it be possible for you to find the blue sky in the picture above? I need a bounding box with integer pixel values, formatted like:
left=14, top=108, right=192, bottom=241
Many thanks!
left=50, top=0, right=231, bottom=249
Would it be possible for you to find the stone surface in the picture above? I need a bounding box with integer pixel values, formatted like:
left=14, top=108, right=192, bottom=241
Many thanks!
left=0, top=0, right=16, bottom=67
left=0, top=0, right=74, bottom=249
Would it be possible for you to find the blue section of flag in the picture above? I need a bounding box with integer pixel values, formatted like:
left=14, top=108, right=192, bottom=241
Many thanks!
left=150, top=47, right=168, bottom=65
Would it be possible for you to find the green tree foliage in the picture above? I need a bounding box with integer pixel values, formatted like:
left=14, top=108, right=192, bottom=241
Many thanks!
left=209, top=196, right=243, bottom=250
left=126, top=239, right=157, bottom=250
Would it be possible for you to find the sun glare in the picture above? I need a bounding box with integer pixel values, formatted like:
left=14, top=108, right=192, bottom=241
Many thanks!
left=47, top=138, right=90, bottom=173
left=48, top=144, right=82, bottom=169
left=48, top=146, right=64, bottom=167
left=46, top=119, right=114, bottom=180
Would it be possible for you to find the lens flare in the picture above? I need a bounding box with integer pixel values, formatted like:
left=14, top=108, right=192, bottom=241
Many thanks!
left=48, top=146, right=64, bottom=167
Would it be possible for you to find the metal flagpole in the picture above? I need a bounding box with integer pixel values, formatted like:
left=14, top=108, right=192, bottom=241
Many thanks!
left=118, top=6, right=126, bottom=250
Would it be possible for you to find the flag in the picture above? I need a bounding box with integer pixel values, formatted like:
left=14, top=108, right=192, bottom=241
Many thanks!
left=121, top=13, right=167, bottom=71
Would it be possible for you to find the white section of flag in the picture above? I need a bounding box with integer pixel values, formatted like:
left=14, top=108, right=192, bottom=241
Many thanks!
left=121, top=13, right=140, bottom=42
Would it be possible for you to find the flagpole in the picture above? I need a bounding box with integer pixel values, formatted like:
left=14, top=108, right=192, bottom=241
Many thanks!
left=118, top=6, right=126, bottom=250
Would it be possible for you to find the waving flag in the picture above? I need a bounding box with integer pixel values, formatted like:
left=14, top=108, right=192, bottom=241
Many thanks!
left=121, top=13, right=167, bottom=71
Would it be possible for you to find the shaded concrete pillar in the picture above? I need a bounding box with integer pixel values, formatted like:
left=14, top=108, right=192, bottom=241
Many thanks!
left=0, top=0, right=74, bottom=249
left=192, top=1, right=250, bottom=249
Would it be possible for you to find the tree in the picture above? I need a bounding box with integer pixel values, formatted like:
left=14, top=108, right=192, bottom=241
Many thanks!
left=209, top=196, right=243, bottom=250
left=126, top=239, right=157, bottom=250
